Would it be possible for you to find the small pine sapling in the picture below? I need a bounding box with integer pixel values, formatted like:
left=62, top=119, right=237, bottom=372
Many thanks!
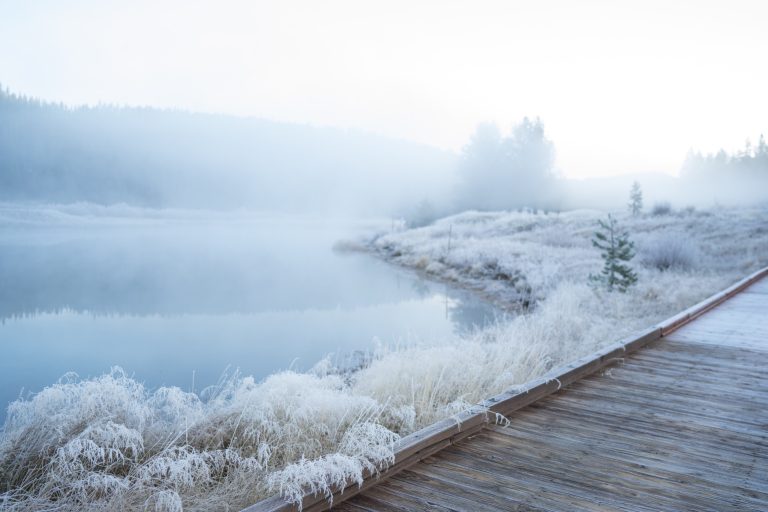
left=589, top=214, right=638, bottom=292
left=628, top=181, right=643, bottom=216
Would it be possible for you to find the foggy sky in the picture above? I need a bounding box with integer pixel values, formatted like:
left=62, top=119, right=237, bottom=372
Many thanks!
left=1, top=0, right=767, bottom=178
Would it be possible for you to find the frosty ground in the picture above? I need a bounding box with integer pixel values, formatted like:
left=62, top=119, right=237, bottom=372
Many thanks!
left=2, top=205, right=767, bottom=511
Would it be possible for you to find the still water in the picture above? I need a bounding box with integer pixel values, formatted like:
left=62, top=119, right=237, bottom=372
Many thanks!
left=0, top=205, right=496, bottom=420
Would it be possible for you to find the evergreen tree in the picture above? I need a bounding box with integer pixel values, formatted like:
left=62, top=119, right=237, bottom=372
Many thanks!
left=628, top=181, right=643, bottom=216
left=589, top=214, right=637, bottom=292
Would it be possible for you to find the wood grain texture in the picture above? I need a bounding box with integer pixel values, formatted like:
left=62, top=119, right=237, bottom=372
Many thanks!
left=336, top=274, right=768, bottom=511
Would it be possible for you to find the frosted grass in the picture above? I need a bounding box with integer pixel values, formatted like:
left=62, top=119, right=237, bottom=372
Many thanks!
left=2, top=205, right=767, bottom=511
left=371, top=206, right=768, bottom=305
left=0, top=370, right=396, bottom=511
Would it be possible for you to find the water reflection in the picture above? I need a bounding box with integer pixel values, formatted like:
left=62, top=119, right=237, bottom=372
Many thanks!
left=0, top=212, right=498, bottom=419
left=446, top=292, right=502, bottom=336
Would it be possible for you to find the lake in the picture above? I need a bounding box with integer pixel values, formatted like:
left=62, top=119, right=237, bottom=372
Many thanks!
left=0, top=204, right=497, bottom=420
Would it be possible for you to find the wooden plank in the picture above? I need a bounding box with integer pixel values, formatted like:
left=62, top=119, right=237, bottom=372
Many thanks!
left=517, top=400, right=767, bottom=462
left=487, top=422, right=767, bottom=488
left=406, top=458, right=624, bottom=512
left=657, top=267, right=768, bottom=335
left=452, top=434, right=767, bottom=510
left=367, top=474, right=508, bottom=512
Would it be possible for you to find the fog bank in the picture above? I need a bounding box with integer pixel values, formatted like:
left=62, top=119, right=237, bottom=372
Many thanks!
left=2, top=88, right=766, bottom=218
left=0, top=88, right=455, bottom=215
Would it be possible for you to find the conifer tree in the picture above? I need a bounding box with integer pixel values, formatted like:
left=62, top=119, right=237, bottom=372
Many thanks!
left=589, top=214, right=638, bottom=292
left=628, top=181, right=643, bottom=216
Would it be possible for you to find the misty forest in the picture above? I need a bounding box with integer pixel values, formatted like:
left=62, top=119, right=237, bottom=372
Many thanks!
left=1, top=2, right=768, bottom=512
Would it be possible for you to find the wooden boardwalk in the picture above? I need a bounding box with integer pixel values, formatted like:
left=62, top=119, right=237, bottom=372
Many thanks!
left=335, top=277, right=768, bottom=511
left=246, top=270, right=768, bottom=512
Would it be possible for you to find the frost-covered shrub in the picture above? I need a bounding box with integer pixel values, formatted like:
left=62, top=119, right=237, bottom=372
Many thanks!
left=0, top=369, right=397, bottom=511
left=145, top=490, right=183, bottom=512
left=541, top=229, right=575, bottom=248
left=651, top=201, right=672, bottom=216
left=640, top=234, right=700, bottom=271
left=267, top=422, right=397, bottom=506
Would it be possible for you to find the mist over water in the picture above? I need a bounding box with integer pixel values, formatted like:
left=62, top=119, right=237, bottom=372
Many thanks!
left=0, top=206, right=498, bottom=421
left=0, top=3, right=767, bottom=509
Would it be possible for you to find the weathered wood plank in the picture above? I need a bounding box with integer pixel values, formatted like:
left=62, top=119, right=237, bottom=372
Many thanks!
left=451, top=436, right=762, bottom=510
left=656, top=267, right=768, bottom=335
left=483, top=425, right=768, bottom=496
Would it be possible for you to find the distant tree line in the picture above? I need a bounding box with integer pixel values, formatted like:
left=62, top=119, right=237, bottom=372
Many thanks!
left=0, top=86, right=454, bottom=212
left=682, top=136, right=768, bottom=178
left=678, top=135, right=768, bottom=205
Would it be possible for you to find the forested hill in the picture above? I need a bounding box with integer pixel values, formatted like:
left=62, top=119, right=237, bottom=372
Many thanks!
left=0, top=88, right=455, bottom=213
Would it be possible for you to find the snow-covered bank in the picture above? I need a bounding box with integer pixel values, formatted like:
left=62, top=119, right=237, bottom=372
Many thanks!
left=369, top=207, right=768, bottom=309
left=2, top=206, right=767, bottom=511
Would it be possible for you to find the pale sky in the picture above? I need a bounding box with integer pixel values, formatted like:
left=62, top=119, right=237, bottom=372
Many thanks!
left=1, top=0, right=766, bottom=178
